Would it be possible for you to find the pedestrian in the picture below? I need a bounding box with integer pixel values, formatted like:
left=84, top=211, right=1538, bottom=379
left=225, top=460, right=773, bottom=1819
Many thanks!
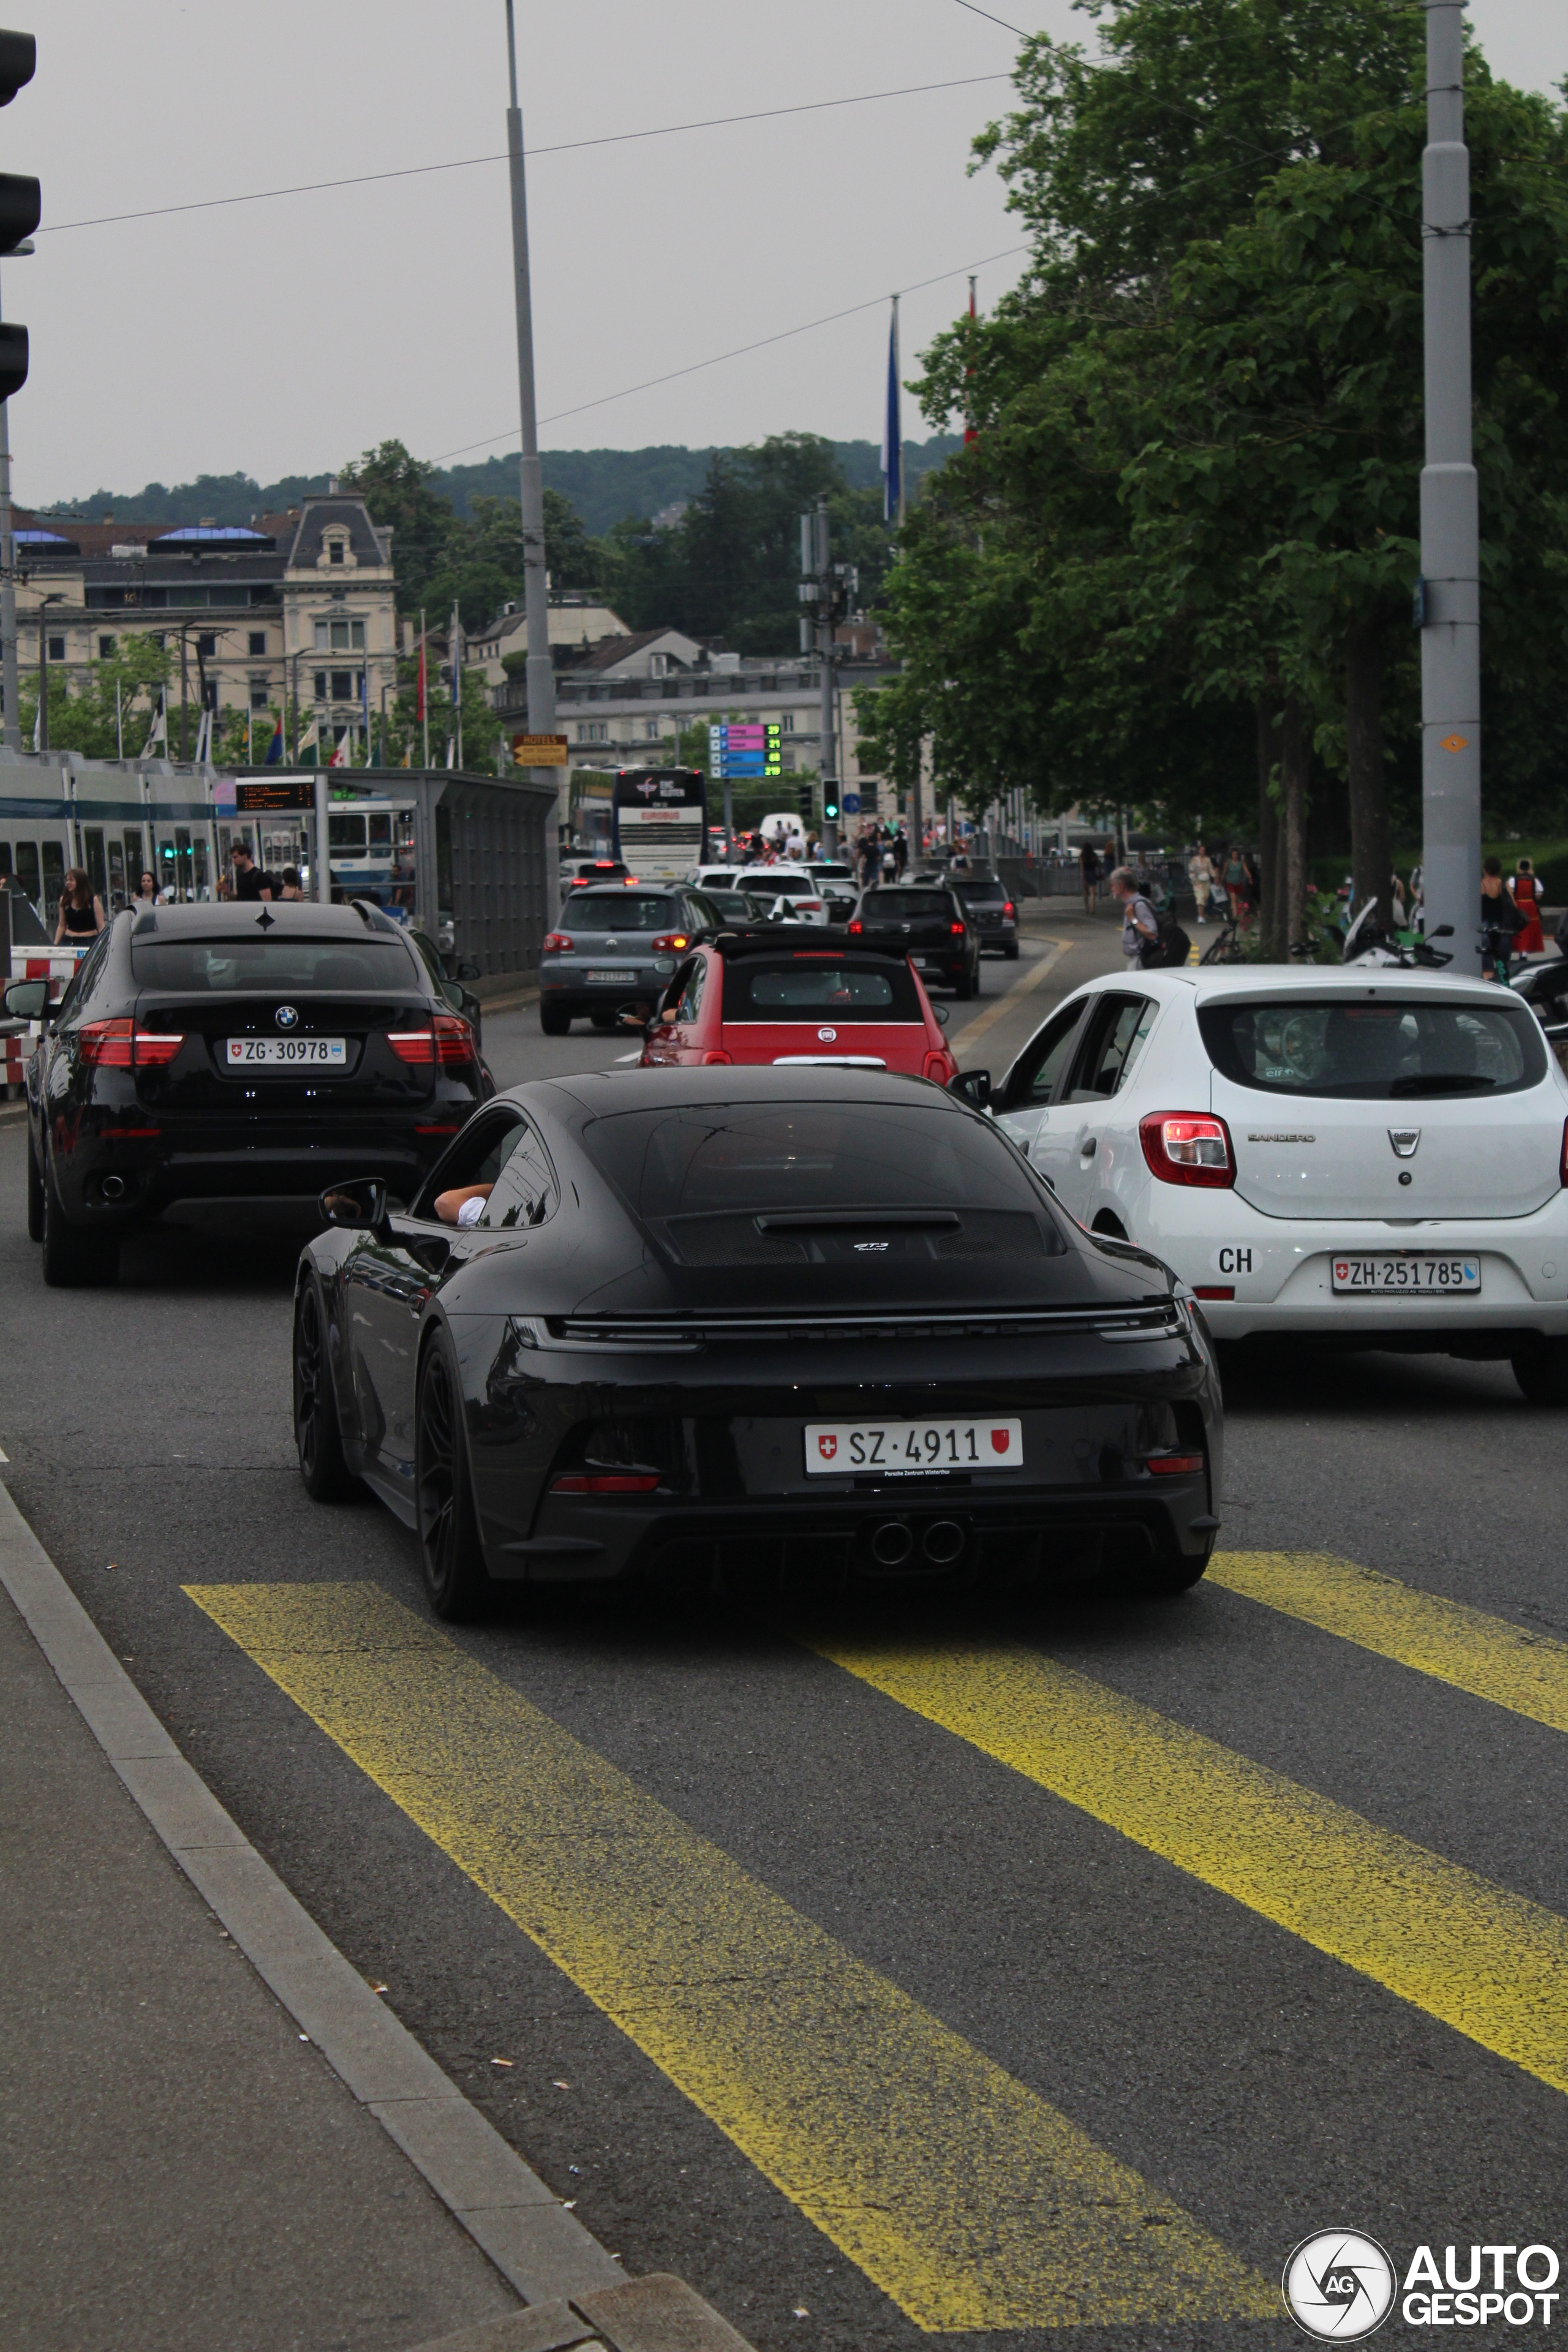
left=54, top=867, right=105, bottom=946
left=1242, top=850, right=1261, bottom=916
left=132, top=871, right=158, bottom=911
left=1079, top=841, right=1100, bottom=913
left=1481, top=856, right=1526, bottom=982
left=228, top=842, right=273, bottom=902
left=1389, top=870, right=1408, bottom=929
left=1512, top=858, right=1546, bottom=957
left=1109, top=865, right=1159, bottom=967
left=1188, top=842, right=1215, bottom=924
left=277, top=867, right=307, bottom=902
left=893, top=824, right=908, bottom=878
left=1223, top=844, right=1248, bottom=921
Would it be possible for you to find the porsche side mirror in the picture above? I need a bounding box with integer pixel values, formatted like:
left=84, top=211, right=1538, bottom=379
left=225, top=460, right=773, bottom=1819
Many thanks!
left=4, top=978, right=57, bottom=1020
left=319, top=1178, right=388, bottom=1231
left=949, top=1068, right=991, bottom=1109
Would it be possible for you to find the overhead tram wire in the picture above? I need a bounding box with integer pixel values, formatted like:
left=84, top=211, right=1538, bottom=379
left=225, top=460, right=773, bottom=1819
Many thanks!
left=431, top=244, right=1031, bottom=464
left=37, top=72, right=1012, bottom=238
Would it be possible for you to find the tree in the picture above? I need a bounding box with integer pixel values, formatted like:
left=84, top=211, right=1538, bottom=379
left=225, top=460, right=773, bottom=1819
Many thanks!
left=341, top=439, right=609, bottom=627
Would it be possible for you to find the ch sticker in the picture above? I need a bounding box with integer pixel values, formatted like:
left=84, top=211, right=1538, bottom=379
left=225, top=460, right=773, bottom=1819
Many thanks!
left=1212, top=1246, right=1254, bottom=1276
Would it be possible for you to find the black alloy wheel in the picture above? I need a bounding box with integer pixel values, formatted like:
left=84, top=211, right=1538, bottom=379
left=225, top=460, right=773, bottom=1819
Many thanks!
left=40, top=1165, right=118, bottom=1289
left=25, top=1130, right=43, bottom=1242
left=540, top=1003, right=571, bottom=1036
left=415, top=1328, right=492, bottom=1621
left=293, top=1279, right=358, bottom=1500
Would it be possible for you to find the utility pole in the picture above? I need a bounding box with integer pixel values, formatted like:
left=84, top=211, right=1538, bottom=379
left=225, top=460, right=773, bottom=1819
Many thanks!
left=503, top=0, right=560, bottom=924
left=0, top=265, right=17, bottom=751
left=1419, top=0, right=1480, bottom=972
left=179, top=626, right=189, bottom=761
left=801, top=497, right=850, bottom=858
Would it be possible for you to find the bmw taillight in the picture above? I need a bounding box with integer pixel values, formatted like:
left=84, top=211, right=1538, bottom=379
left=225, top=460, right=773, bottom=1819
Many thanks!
left=1139, top=1112, right=1235, bottom=1188
left=77, top=1019, right=134, bottom=1066
left=848, top=918, right=863, bottom=935
left=132, top=1030, right=183, bottom=1066
left=434, top=1013, right=475, bottom=1065
left=542, top=932, right=573, bottom=952
left=650, top=933, right=690, bottom=952
left=387, top=1028, right=435, bottom=1065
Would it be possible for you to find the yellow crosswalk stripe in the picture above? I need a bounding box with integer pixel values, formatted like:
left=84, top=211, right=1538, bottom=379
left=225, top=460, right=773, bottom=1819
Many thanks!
left=812, top=1635, right=1568, bottom=2097
left=1209, top=1550, right=1568, bottom=1736
left=184, top=1581, right=1273, bottom=2335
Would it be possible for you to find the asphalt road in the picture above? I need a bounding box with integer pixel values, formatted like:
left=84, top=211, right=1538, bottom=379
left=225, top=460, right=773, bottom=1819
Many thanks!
left=5, top=904, right=1568, bottom=2350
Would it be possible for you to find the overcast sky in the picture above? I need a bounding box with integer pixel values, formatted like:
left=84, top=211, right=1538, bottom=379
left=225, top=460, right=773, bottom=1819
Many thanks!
left=13, top=0, right=1566, bottom=507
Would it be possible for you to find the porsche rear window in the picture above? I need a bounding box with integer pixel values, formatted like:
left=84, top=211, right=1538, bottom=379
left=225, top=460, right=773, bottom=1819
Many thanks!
left=568, top=895, right=681, bottom=932
left=581, top=1101, right=1062, bottom=1235
left=723, top=962, right=919, bottom=1022
left=861, top=891, right=954, bottom=920
left=1199, top=998, right=1547, bottom=1098
left=130, top=937, right=417, bottom=992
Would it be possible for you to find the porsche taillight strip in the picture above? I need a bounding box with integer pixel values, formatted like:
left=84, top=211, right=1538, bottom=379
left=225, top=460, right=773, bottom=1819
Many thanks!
left=536, top=1305, right=1185, bottom=1350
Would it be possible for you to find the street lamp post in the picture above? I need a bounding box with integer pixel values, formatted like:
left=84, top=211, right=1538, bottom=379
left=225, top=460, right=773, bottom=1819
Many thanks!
left=36, top=589, right=62, bottom=751
left=1419, top=0, right=1480, bottom=972
left=502, top=0, right=560, bottom=925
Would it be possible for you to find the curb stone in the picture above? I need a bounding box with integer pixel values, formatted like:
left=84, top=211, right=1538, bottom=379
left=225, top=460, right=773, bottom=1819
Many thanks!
left=411, top=2273, right=756, bottom=2351
left=0, top=1481, right=755, bottom=2350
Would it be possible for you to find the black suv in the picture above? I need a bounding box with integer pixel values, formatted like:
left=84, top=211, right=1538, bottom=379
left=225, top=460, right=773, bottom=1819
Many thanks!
left=946, top=864, right=1020, bottom=960
left=7, top=900, right=492, bottom=1287
left=848, top=884, right=981, bottom=998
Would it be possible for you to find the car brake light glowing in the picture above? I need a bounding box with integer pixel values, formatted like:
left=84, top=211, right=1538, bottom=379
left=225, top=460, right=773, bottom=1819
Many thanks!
left=1139, top=1111, right=1235, bottom=1188
left=550, top=1472, right=660, bottom=1494
left=77, top=1019, right=134, bottom=1066
left=623, top=875, right=641, bottom=886
left=542, top=932, right=573, bottom=952
left=387, top=1028, right=435, bottom=1064
left=650, top=933, right=690, bottom=952
left=1144, top=1453, right=1205, bottom=1476
left=950, top=922, right=965, bottom=935
left=434, top=1013, right=474, bottom=1064
left=847, top=919, right=863, bottom=934
left=1003, top=901, right=1016, bottom=918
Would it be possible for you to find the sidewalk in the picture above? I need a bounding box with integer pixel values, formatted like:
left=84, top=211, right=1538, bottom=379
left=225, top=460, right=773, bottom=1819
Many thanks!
left=0, top=1496, right=754, bottom=2352
left=0, top=1569, right=519, bottom=2352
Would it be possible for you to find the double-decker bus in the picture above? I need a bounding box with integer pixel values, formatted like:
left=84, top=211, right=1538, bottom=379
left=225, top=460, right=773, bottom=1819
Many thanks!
left=611, top=767, right=707, bottom=882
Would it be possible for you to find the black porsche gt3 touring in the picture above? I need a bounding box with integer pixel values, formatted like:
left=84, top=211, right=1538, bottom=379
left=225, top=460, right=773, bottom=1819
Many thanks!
left=293, top=1067, right=1223, bottom=1618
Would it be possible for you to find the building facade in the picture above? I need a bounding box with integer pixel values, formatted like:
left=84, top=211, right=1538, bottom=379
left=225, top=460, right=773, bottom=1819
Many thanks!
left=10, top=491, right=397, bottom=752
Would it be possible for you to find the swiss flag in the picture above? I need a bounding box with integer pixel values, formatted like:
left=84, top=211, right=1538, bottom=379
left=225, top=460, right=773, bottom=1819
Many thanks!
left=818, top=1434, right=837, bottom=1460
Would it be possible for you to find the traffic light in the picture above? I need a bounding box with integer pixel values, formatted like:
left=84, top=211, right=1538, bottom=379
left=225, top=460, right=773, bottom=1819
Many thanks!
left=822, top=781, right=840, bottom=824
left=796, top=783, right=813, bottom=824
left=0, top=31, right=37, bottom=404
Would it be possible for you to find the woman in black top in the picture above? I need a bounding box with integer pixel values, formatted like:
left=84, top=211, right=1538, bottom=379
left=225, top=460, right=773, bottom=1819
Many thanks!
left=54, top=867, right=105, bottom=947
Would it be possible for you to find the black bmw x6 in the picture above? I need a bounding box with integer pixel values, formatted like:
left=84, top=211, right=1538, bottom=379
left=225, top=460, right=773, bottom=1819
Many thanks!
left=293, top=1066, right=1222, bottom=1619
left=7, top=899, right=492, bottom=1286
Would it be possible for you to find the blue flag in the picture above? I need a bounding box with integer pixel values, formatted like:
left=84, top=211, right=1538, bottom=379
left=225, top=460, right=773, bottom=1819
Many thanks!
left=263, top=713, right=284, bottom=766
left=881, top=297, right=902, bottom=524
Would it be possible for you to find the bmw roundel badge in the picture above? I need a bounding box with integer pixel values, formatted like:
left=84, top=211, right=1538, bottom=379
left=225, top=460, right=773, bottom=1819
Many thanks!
left=274, top=1004, right=300, bottom=1031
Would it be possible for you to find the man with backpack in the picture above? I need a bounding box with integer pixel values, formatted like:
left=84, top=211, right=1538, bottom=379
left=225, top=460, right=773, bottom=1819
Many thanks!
left=1110, top=865, right=1191, bottom=969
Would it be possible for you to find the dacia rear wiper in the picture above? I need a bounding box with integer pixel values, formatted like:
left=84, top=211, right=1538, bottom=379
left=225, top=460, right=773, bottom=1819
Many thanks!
left=1387, top=1073, right=1496, bottom=1095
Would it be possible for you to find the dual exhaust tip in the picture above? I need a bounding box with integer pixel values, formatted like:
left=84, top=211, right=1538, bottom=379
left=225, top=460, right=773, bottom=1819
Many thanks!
left=867, top=1517, right=966, bottom=1571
